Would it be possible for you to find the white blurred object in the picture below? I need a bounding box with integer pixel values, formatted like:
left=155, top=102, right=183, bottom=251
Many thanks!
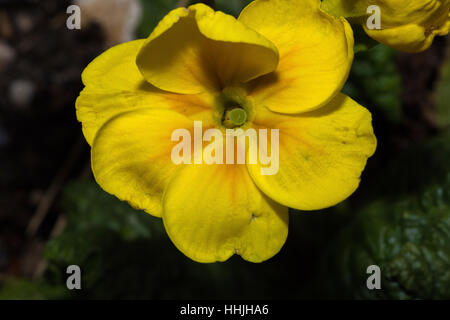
left=15, top=13, right=34, bottom=33
left=9, top=79, right=36, bottom=109
left=0, top=40, right=15, bottom=72
left=75, top=0, right=142, bottom=47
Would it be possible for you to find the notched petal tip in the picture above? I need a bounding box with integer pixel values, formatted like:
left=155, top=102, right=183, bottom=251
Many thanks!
left=162, top=164, right=289, bottom=263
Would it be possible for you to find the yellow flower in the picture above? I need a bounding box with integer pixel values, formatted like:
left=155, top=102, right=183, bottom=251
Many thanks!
left=322, top=0, right=450, bottom=52
left=76, top=0, right=376, bottom=263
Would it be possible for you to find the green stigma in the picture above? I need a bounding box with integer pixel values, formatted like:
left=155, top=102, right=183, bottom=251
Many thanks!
left=229, top=108, right=247, bottom=126
left=223, top=107, right=247, bottom=128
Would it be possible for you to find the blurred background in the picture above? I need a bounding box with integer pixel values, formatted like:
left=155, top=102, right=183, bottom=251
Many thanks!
left=0, top=0, right=449, bottom=299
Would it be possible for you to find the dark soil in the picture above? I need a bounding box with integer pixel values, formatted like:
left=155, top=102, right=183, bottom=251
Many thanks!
left=0, top=0, right=104, bottom=276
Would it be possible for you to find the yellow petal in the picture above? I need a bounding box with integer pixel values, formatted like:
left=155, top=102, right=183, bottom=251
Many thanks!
left=322, top=0, right=449, bottom=24
left=248, top=93, right=377, bottom=211
left=80, top=39, right=146, bottom=92
left=364, top=0, right=450, bottom=53
left=364, top=20, right=450, bottom=53
left=322, top=0, right=450, bottom=53
left=321, top=0, right=370, bottom=19
left=136, top=3, right=279, bottom=94
left=76, top=39, right=213, bottom=145
left=162, top=163, right=288, bottom=263
left=91, top=109, right=199, bottom=217
left=239, top=0, right=354, bottom=113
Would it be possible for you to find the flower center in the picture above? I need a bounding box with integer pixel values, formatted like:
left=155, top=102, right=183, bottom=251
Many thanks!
left=214, top=87, right=252, bottom=129
left=223, top=106, right=248, bottom=128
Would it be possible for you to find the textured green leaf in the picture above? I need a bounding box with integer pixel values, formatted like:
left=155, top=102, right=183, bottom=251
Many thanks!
left=313, top=175, right=450, bottom=299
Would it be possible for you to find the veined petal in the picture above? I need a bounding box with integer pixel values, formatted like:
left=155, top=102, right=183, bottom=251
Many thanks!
left=248, top=93, right=377, bottom=211
left=76, top=39, right=213, bottom=145
left=239, top=0, right=354, bottom=114
left=91, top=109, right=206, bottom=217
left=162, top=163, right=288, bottom=263
left=136, top=3, right=279, bottom=94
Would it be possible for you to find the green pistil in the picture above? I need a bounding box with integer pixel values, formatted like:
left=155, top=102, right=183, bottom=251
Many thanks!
left=229, top=108, right=247, bottom=126
left=223, top=107, right=247, bottom=128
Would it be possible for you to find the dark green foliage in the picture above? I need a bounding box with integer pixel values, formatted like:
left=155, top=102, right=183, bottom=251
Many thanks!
left=352, top=24, right=379, bottom=54
left=26, top=132, right=450, bottom=300
left=434, top=58, right=450, bottom=129
left=215, top=0, right=253, bottom=17
left=344, top=44, right=402, bottom=124
left=360, top=132, right=450, bottom=200
left=0, top=278, right=68, bottom=300
left=136, top=0, right=178, bottom=38
left=313, top=175, right=450, bottom=299
left=3, top=130, right=450, bottom=299
left=40, top=181, right=309, bottom=299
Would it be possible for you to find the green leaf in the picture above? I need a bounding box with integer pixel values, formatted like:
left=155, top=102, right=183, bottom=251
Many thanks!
left=58, top=181, right=165, bottom=241
left=312, top=174, right=450, bottom=299
left=136, top=0, right=178, bottom=38
left=343, top=44, right=402, bottom=124
left=41, top=181, right=304, bottom=299
left=434, top=56, right=450, bottom=129
left=353, top=24, right=379, bottom=54
left=215, top=0, right=252, bottom=17
left=0, top=278, right=68, bottom=300
left=361, top=132, right=450, bottom=200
